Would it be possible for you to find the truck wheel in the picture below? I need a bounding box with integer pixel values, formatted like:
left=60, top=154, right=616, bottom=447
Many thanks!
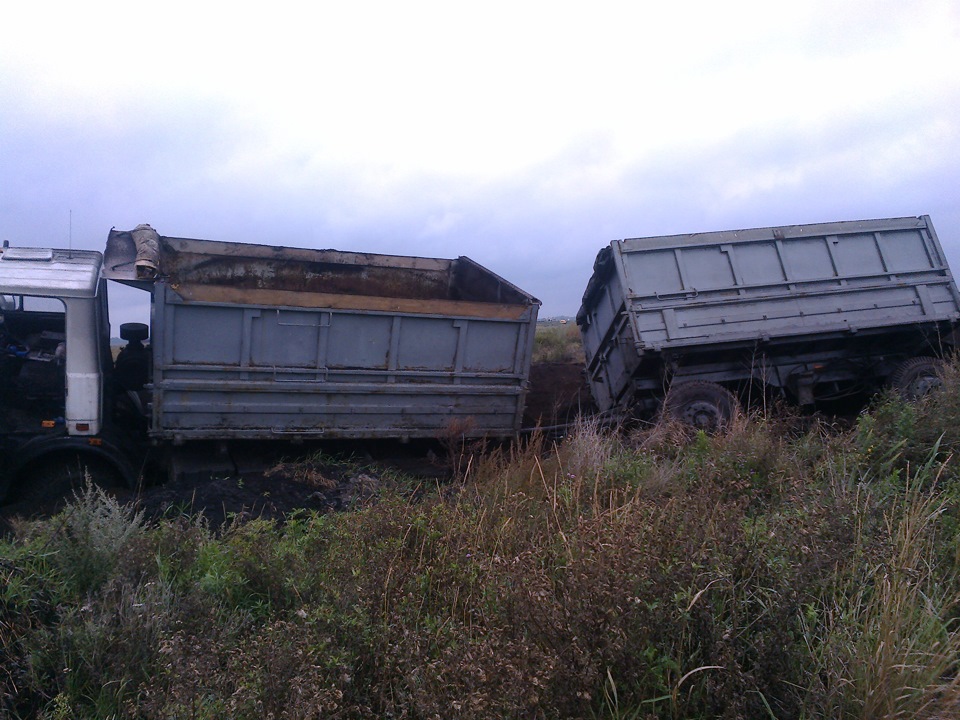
left=662, top=381, right=740, bottom=431
left=889, top=356, right=944, bottom=401
left=13, top=453, right=123, bottom=508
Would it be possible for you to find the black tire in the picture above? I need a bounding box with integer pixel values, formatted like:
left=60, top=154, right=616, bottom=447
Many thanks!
left=889, top=356, right=944, bottom=401
left=13, top=453, right=123, bottom=507
left=662, top=380, right=740, bottom=431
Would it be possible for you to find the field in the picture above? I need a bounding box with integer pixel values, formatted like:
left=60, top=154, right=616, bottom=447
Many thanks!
left=3, top=355, right=960, bottom=717
left=532, top=320, right=582, bottom=364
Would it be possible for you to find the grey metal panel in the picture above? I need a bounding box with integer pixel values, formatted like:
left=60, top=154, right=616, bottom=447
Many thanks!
left=151, top=283, right=538, bottom=439
left=618, top=220, right=957, bottom=349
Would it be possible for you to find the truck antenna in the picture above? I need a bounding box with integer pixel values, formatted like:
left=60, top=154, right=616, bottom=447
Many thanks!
left=69, top=209, right=73, bottom=254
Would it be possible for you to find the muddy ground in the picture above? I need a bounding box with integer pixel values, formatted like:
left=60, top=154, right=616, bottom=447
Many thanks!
left=1, top=362, right=591, bottom=530
left=522, top=361, right=596, bottom=429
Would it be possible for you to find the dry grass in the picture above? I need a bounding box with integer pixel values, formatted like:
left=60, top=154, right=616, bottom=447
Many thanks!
left=3, top=368, right=960, bottom=718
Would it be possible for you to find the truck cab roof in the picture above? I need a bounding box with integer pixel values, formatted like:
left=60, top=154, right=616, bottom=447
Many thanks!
left=0, top=247, right=102, bottom=298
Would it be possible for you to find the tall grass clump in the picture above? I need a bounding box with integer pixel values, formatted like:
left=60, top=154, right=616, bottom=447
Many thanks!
left=0, top=480, right=154, bottom=718
left=2, top=361, right=960, bottom=717
left=857, top=359, right=960, bottom=489
left=799, top=459, right=960, bottom=718
left=45, top=480, right=146, bottom=595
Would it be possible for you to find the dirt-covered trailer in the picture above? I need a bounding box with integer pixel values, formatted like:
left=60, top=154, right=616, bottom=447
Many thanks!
left=577, top=215, right=960, bottom=428
left=103, top=227, right=540, bottom=442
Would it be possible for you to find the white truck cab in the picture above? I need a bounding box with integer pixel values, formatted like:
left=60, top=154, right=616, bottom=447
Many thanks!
left=0, top=246, right=106, bottom=435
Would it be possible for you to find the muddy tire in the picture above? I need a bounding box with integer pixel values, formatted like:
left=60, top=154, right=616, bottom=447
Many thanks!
left=12, top=453, right=123, bottom=508
left=889, top=356, right=944, bottom=401
left=662, top=380, right=740, bottom=432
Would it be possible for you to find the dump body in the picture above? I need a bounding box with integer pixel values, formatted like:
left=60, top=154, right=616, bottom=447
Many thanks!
left=578, top=216, right=960, bottom=414
left=104, top=231, right=540, bottom=440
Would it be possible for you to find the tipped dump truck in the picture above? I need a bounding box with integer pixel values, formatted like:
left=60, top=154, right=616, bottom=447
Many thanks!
left=578, top=215, right=960, bottom=428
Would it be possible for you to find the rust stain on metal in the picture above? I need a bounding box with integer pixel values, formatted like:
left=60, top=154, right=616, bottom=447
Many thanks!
left=158, top=239, right=534, bottom=306
left=104, top=228, right=540, bottom=313
left=173, top=285, right=530, bottom=320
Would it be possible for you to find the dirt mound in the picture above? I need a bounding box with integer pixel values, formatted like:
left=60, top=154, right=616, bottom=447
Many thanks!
left=0, top=442, right=451, bottom=532
left=523, top=361, right=595, bottom=428
left=133, top=465, right=377, bottom=528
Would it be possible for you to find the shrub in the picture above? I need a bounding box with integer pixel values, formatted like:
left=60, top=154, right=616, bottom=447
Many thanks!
left=40, top=480, right=145, bottom=597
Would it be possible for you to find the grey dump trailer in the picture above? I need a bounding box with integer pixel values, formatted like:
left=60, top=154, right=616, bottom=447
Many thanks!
left=0, top=226, right=539, bottom=498
left=577, top=215, right=960, bottom=428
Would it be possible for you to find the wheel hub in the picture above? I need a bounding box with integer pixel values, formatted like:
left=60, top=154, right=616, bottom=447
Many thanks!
left=909, top=373, right=942, bottom=398
left=681, top=401, right=721, bottom=430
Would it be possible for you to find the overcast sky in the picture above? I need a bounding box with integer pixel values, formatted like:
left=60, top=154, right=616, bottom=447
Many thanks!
left=2, top=1, right=958, bottom=327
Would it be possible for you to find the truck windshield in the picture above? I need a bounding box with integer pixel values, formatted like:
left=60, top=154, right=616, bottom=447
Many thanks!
left=0, top=294, right=67, bottom=425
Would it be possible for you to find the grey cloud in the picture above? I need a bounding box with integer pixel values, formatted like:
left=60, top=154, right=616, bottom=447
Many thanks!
left=1, top=88, right=958, bottom=324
